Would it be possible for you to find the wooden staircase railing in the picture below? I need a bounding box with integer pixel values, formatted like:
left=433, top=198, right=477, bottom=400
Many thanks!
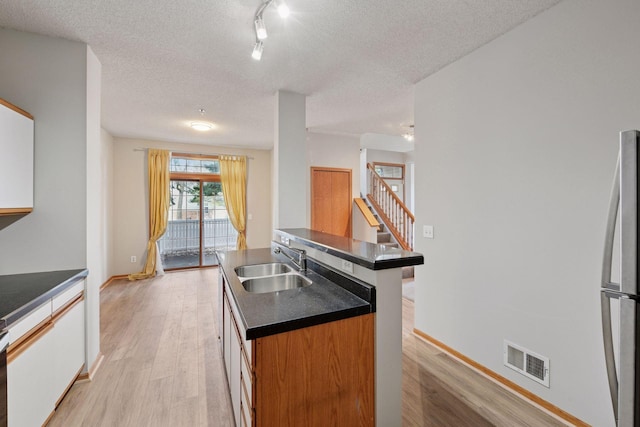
left=366, top=163, right=415, bottom=251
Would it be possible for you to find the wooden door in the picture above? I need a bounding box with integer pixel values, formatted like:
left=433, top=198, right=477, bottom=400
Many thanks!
left=311, top=167, right=352, bottom=237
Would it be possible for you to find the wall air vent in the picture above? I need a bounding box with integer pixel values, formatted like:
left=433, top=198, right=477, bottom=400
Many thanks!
left=503, top=340, right=550, bottom=388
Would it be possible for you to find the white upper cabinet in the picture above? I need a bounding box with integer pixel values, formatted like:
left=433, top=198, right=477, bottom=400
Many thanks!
left=0, top=99, right=34, bottom=213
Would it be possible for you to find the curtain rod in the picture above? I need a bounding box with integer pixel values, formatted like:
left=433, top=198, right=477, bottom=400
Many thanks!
left=133, top=148, right=254, bottom=160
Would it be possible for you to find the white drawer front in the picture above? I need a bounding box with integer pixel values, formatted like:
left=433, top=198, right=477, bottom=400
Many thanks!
left=52, top=280, right=84, bottom=312
left=7, top=302, right=51, bottom=345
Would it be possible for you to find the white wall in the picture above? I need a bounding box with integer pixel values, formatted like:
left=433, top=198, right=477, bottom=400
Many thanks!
left=85, top=46, right=103, bottom=371
left=273, top=91, right=307, bottom=229
left=366, top=149, right=406, bottom=165
left=0, top=28, right=103, bottom=371
left=352, top=201, right=378, bottom=244
left=413, top=0, right=639, bottom=425
left=101, top=129, right=115, bottom=278
left=0, top=28, right=88, bottom=273
left=306, top=132, right=361, bottom=227
left=112, top=138, right=272, bottom=275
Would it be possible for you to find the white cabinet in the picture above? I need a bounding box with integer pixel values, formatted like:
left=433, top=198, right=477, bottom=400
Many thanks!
left=221, top=278, right=253, bottom=427
left=223, top=296, right=231, bottom=382
left=0, top=99, right=34, bottom=214
left=51, top=299, right=85, bottom=406
left=223, top=292, right=243, bottom=427
left=6, top=280, right=85, bottom=427
left=7, top=323, right=57, bottom=427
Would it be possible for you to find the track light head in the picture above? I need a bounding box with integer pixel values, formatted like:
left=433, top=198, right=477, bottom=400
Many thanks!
left=252, top=41, right=264, bottom=60
left=254, top=15, right=267, bottom=40
left=276, top=0, right=290, bottom=18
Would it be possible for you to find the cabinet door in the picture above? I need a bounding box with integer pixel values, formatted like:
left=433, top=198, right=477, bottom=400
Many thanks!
left=218, top=273, right=224, bottom=340
left=0, top=100, right=34, bottom=210
left=230, top=315, right=242, bottom=427
left=7, top=325, right=56, bottom=427
left=223, top=295, right=231, bottom=381
left=51, top=299, right=85, bottom=405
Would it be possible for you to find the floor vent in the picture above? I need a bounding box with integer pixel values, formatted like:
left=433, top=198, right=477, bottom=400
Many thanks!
left=503, top=340, right=550, bottom=388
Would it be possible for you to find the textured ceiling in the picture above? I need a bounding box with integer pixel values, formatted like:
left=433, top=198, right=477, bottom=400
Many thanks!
left=0, top=0, right=561, bottom=149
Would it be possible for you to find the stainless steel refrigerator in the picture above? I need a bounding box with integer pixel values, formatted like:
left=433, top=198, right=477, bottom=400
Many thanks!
left=601, top=130, right=640, bottom=427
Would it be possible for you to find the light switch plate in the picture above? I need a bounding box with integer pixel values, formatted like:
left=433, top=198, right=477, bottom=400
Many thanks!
left=423, top=225, right=434, bottom=239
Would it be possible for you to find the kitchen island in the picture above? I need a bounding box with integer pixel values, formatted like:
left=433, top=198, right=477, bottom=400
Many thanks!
left=217, top=229, right=423, bottom=427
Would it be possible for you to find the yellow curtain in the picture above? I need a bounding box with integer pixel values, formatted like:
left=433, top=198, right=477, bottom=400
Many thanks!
left=220, top=155, right=247, bottom=250
left=129, top=149, right=171, bottom=280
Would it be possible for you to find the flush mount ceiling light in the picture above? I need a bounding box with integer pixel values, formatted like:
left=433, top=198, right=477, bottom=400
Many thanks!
left=191, top=122, right=213, bottom=131
left=251, top=0, right=290, bottom=61
left=190, top=108, right=214, bottom=131
left=403, top=125, right=415, bottom=142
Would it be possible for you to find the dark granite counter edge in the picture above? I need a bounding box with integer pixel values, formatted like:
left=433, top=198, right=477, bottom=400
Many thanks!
left=246, top=305, right=372, bottom=340
left=277, top=229, right=424, bottom=270
left=1, top=269, right=88, bottom=330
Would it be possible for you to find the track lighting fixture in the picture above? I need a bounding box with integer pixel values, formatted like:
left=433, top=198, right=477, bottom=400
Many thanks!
left=251, top=0, right=290, bottom=61
left=276, top=0, right=290, bottom=18
left=251, top=44, right=261, bottom=61
left=254, top=16, right=267, bottom=40
left=252, top=41, right=264, bottom=60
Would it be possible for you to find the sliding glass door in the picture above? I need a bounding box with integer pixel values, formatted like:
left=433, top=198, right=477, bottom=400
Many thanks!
left=158, top=155, right=238, bottom=269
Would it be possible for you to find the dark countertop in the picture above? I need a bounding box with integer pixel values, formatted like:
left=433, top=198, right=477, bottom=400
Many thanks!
left=217, top=248, right=374, bottom=340
left=276, top=228, right=424, bottom=270
left=0, top=269, right=88, bottom=330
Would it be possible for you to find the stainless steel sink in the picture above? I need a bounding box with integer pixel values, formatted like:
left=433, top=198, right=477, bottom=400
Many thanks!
left=241, top=274, right=311, bottom=293
left=235, top=262, right=293, bottom=278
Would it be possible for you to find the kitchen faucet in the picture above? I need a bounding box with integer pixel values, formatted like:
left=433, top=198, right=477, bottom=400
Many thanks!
left=273, top=242, right=307, bottom=272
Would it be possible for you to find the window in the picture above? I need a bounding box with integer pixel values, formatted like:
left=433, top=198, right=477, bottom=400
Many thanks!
left=373, top=162, right=404, bottom=179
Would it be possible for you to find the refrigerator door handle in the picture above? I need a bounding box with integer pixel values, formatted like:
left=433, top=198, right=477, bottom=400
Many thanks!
left=601, top=152, right=620, bottom=421
left=601, top=291, right=619, bottom=422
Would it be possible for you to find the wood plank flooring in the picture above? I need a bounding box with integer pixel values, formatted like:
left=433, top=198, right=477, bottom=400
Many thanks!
left=48, top=269, right=570, bottom=427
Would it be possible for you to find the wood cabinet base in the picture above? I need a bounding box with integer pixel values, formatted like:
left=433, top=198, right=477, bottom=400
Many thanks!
left=254, top=314, right=375, bottom=427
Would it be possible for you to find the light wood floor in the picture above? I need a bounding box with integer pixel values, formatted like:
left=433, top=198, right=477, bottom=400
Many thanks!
left=49, top=269, right=569, bottom=427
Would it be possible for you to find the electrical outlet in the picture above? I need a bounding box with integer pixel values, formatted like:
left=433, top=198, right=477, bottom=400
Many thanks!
left=423, top=225, right=434, bottom=239
left=130, top=256, right=137, bottom=263
left=341, top=260, right=354, bottom=274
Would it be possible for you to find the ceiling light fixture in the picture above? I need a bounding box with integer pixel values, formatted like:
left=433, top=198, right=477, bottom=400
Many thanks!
left=251, top=0, right=290, bottom=61
left=190, top=108, right=214, bottom=131
left=252, top=41, right=264, bottom=60
left=276, top=0, right=290, bottom=18
left=254, top=16, right=267, bottom=40
left=403, top=125, right=415, bottom=142
left=191, top=122, right=213, bottom=131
